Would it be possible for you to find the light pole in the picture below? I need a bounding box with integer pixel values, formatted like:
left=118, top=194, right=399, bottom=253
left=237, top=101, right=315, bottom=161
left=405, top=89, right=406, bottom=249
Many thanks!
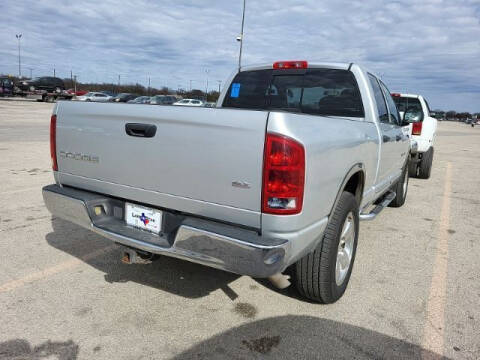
left=217, top=80, right=222, bottom=93
left=15, top=34, right=22, bottom=77
left=237, top=0, right=246, bottom=71
left=205, top=69, right=210, bottom=100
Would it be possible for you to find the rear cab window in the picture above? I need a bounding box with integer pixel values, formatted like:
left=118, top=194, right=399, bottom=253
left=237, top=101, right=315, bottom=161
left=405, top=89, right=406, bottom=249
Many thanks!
left=223, top=68, right=364, bottom=118
left=392, top=96, right=424, bottom=121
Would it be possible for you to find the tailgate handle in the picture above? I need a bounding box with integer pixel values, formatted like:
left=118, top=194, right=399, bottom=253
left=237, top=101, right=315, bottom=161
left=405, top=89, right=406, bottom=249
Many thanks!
left=125, top=123, right=157, bottom=138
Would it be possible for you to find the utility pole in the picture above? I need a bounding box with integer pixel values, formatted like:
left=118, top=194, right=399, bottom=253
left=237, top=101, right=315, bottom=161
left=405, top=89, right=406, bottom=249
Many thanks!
left=53, top=67, right=56, bottom=77
left=217, top=80, right=222, bottom=93
left=237, top=0, right=246, bottom=71
left=15, top=34, right=22, bottom=77
left=118, top=74, right=121, bottom=87
left=70, top=70, right=73, bottom=85
left=147, top=76, right=151, bottom=95
left=73, top=75, right=77, bottom=94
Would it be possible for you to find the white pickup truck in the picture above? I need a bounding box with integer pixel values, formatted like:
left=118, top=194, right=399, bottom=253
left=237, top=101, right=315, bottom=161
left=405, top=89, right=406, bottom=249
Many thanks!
left=392, top=93, right=437, bottom=179
left=43, top=61, right=412, bottom=303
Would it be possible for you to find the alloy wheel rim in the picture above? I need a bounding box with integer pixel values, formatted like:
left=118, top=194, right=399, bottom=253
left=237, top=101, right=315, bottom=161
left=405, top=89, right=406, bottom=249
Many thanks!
left=335, top=212, right=355, bottom=286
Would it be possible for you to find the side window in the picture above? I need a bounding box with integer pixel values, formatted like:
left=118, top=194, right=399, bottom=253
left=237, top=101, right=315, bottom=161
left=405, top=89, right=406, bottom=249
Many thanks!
left=368, top=74, right=389, bottom=123
left=379, top=81, right=400, bottom=125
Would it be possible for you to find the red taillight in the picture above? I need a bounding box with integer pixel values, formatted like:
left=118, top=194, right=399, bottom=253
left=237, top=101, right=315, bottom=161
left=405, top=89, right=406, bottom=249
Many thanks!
left=412, top=121, right=422, bottom=135
left=391, top=93, right=401, bottom=97
left=50, top=114, right=58, bottom=171
left=262, top=133, right=305, bottom=215
left=273, top=60, right=308, bottom=70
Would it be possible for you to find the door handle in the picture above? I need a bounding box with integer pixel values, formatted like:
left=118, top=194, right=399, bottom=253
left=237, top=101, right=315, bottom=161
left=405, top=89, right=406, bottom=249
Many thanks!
left=382, top=135, right=391, bottom=143
left=125, top=123, right=157, bottom=138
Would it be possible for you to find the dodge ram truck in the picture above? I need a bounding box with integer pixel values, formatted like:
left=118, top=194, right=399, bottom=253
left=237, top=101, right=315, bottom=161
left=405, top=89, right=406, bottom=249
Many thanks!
left=43, top=61, right=413, bottom=303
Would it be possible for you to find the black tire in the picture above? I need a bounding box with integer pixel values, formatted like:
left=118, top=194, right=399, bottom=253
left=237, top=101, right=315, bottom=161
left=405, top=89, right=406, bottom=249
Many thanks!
left=390, top=164, right=409, bottom=207
left=418, top=147, right=433, bottom=179
left=294, top=191, right=359, bottom=303
left=408, top=160, right=418, bottom=178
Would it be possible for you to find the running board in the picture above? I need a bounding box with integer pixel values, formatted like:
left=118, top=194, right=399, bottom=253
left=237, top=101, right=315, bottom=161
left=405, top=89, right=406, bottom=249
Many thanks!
left=359, top=191, right=396, bottom=221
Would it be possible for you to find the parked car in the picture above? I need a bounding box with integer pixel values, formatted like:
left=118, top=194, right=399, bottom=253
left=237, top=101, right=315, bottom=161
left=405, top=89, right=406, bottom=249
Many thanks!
left=392, top=93, right=437, bottom=179
left=0, top=77, right=14, bottom=96
left=76, top=92, right=113, bottom=102
left=66, top=89, right=88, bottom=96
left=111, top=93, right=138, bottom=103
left=127, top=96, right=151, bottom=104
left=173, top=99, right=204, bottom=107
left=43, top=60, right=411, bottom=303
left=17, top=76, right=65, bottom=92
left=204, top=102, right=217, bottom=108
left=149, top=95, right=178, bottom=105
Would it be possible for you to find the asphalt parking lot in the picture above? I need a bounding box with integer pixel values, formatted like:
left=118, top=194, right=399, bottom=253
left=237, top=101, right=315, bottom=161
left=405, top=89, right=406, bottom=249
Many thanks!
left=0, top=100, right=479, bottom=360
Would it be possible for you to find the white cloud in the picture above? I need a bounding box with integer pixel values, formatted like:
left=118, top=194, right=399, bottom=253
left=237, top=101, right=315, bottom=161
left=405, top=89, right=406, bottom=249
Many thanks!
left=0, top=0, right=479, bottom=111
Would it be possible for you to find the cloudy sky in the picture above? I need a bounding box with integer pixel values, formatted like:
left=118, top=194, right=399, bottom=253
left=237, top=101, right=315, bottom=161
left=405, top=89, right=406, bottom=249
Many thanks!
left=1, top=0, right=479, bottom=111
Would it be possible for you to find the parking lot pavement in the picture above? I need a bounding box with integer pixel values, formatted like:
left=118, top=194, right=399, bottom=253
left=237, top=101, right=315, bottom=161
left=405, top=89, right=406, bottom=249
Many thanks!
left=0, top=100, right=479, bottom=359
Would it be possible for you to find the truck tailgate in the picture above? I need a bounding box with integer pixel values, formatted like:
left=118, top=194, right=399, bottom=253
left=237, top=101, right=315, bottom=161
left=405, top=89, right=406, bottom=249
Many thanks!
left=55, top=102, right=267, bottom=228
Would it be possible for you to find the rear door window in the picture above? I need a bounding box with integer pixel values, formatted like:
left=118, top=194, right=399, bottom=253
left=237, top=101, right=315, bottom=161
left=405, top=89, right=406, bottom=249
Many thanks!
left=379, top=81, right=401, bottom=125
left=368, top=74, right=389, bottom=123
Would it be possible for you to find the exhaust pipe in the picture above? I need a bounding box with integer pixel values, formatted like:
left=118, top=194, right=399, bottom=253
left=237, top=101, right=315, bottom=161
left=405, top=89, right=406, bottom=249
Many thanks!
left=120, top=246, right=156, bottom=265
left=268, top=273, right=291, bottom=289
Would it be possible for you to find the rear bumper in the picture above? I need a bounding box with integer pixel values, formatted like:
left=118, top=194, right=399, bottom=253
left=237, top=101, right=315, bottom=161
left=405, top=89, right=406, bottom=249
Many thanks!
left=410, top=139, right=418, bottom=155
left=411, top=135, right=431, bottom=153
left=42, top=184, right=292, bottom=278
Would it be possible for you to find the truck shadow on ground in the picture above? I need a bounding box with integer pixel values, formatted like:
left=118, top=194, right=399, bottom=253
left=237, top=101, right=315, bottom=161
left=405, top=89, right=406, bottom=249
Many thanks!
left=0, top=339, right=78, bottom=360
left=171, top=315, right=451, bottom=360
left=46, top=218, right=240, bottom=299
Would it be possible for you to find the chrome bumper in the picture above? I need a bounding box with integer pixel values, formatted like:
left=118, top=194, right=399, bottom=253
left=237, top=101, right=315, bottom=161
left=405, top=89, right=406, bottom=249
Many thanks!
left=42, top=184, right=289, bottom=277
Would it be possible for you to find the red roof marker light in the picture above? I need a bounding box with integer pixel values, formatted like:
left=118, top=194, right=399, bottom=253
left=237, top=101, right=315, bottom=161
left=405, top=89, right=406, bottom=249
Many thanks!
left=273, top=61, right=308, bottom=70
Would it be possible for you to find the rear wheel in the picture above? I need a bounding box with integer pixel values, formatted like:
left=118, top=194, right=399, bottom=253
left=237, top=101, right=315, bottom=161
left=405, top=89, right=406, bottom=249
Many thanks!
left=418, top=147, right=433, bottom=179
left=408, top=159, right=418, bottom=178
left=294, top=191, right=359, bottom=303
left=390, top=164, right=409, bottom=207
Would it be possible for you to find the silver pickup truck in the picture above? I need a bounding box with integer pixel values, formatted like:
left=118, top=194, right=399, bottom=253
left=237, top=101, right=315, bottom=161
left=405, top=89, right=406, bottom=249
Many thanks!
left=43, top=61, right=412, bottom=303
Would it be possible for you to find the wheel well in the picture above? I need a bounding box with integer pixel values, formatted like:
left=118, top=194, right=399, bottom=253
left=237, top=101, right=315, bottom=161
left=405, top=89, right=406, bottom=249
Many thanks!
left=343, top=171, right=364, bottom=205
